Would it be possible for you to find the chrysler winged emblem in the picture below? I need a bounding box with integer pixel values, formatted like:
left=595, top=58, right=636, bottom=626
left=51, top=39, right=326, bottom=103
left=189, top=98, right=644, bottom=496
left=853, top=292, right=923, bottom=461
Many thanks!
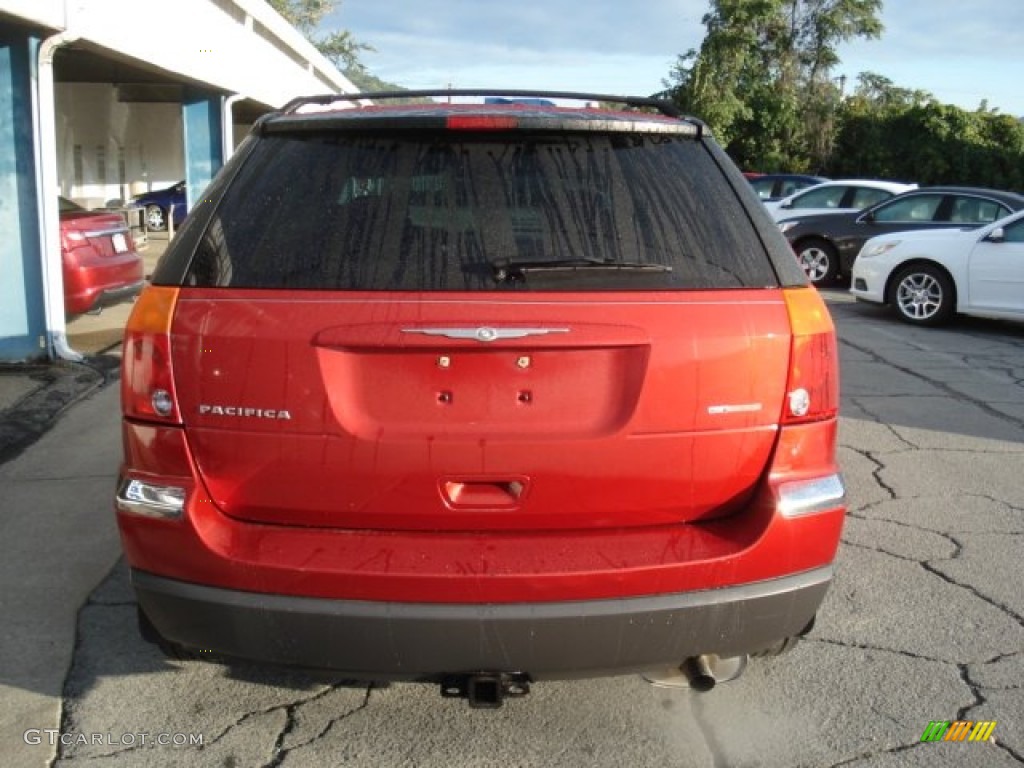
left=401, top=327, right=570, bottom=343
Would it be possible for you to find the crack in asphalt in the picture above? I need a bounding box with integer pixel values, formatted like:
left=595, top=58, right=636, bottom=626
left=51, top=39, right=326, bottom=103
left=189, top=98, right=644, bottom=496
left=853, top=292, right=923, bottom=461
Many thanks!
left=839, top=534, right=1024, bottom=627
left=839, top=337, right=1024, bottom=431
left=265, top=684, right=375, bottom=767
left=58, top=680, right=368, bottom=764
left=842, top=448, right=898, bottom=501
left=996, top=740, right=1024, bottom=764
left=827, top=742, right=923, bottom=767
left=52, top=588, right=362, bottom=764
left=954, top=665, right=1024, bottom=764
left=848, top=396, right=920, bottom=450
left=838, top=536, right=920, bottom=562
left=921, top=558, right=1024, bottom=626
left=833, top=498, right=1023, bottom=763
left=808, top=641, right=1023, bottom=765
left=841, top=510, right=960, bottom=553
left=807, top=636, right=950, bottom=667
left=956, top=663, right=987, bottom=723
left=975, top=650, right=1024, bottom=691
left=195, top=683, right=343, bottom=755
left=972, top=495, right=1024, bottom=517
left=51, top=584, right=141, bottom=763
left=847, top=494, right=1023, bottom=533
left=735, top=326, right=1019, bottom=768
left=53, top=670, right=327, bottom=763
left=51, top=598, right=90, bottom=768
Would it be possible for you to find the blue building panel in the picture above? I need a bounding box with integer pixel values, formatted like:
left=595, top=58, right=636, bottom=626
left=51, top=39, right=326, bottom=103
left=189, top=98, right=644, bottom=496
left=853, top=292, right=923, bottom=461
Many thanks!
left=0, top=26, right=46, bottom=361
left=183, top=91, right=224, bottom=215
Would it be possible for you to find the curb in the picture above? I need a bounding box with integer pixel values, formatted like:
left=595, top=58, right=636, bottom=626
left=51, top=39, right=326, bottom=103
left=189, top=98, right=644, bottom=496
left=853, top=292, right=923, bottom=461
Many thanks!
left=0, top=355, right=121, bottom=467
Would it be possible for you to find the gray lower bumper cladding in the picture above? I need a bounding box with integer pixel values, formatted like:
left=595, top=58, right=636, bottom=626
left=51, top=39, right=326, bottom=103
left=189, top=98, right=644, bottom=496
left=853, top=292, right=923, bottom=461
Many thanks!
left=133, top=566, right=832, bottom=680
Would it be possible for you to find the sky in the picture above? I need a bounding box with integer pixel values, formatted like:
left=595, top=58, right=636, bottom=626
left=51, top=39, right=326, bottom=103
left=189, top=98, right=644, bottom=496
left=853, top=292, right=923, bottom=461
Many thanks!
left=322, top=0, right=1024, bottom=117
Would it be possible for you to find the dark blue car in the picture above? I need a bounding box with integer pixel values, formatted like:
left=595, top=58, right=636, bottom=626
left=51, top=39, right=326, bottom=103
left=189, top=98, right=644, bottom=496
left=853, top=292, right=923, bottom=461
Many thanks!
left=132, top=181, right=187, bottom=231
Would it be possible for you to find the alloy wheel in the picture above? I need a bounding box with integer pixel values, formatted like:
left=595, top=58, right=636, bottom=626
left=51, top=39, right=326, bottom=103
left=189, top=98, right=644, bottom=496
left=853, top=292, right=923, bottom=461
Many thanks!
left=896, top=272, right=943, bottom=321
left=145, top=204, right=166, bottom=231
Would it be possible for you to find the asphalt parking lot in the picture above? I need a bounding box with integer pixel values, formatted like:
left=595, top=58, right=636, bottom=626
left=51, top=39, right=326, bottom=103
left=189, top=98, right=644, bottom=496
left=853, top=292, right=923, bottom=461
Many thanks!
left=1, top=288, right=1022, bottom=768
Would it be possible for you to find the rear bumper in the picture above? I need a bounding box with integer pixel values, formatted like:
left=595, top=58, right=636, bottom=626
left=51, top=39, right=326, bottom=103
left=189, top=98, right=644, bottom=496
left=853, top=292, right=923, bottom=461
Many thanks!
left=133, top=565, right=831, bottom=680
left=66, top=275, right=145, bottom=316
left=93, top=280, right=146, bottom=309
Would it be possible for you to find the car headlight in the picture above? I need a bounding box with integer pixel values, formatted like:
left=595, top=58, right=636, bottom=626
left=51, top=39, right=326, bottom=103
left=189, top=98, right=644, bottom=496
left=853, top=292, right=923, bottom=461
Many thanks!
left=859, top=240, right=901, bottom=259
left=778, top=221, right=801, bottom=234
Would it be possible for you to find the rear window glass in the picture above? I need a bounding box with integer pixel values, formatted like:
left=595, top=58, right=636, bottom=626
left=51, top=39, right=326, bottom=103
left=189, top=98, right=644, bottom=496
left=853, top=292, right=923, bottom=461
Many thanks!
left=185, top=131, right=777, bottom=291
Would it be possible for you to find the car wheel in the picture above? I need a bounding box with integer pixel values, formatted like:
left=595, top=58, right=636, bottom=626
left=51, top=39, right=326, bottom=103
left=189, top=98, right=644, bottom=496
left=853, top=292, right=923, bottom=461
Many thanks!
left=145, top=204, right=167, bottom=231
left=890, top=264, right=955, bottom=326
left=795, top=238, right=839, bottom=285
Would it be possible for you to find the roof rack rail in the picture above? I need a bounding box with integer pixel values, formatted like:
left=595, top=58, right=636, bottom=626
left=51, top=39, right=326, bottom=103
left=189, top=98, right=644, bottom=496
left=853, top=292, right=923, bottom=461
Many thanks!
left=279, top=89, right=682, bottom=119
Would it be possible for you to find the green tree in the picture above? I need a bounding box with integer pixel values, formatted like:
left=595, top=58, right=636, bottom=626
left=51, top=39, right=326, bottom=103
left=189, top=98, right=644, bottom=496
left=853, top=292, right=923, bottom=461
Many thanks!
left=267, top=0, right=333, bottom=36
left=847, top=71, right=933, bottom=110
left=823, top=72, right=933, bottom=179
left=822, top=71, right=1024, bottom=189
left=668, top=0, right=882, bottom=171
left=267, top=0, right=372, bottom=73
left=829, top=100, right=1024, bottom=189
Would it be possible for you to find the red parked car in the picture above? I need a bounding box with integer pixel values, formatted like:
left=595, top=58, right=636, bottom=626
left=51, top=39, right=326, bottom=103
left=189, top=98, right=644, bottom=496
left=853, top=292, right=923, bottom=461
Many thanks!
left=117, top=90, right=845, bottom=707
left=60, top=197, right=144, bottom=316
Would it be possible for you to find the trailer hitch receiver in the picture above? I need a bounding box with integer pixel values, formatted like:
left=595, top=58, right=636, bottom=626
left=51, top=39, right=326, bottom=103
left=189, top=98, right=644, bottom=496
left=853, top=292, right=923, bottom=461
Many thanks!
left=440, top=672, right=531, bottom=709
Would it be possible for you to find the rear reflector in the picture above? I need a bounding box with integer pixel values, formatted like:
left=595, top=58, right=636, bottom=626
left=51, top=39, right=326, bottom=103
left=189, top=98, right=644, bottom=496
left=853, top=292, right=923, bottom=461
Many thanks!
left=116, top=477, right=186, bottom=519
left=777, top=474, right=845, bottom=517
left=446, top=116, right=519, bottom=131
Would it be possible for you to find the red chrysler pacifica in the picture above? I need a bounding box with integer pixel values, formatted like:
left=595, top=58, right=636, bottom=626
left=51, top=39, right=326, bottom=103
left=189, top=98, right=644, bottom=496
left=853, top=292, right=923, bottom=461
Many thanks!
left=116, top=91, right=844, bottom=706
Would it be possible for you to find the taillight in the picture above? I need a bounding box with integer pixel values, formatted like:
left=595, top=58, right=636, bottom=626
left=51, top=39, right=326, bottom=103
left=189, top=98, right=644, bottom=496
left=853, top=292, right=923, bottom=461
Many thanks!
left=769, top=288, right=844, bottom=518
left=61, top=229, right=86, bottom=252
left=781, top=287, right=839, bottom=424
left=122, top=286, right=181, bottom=423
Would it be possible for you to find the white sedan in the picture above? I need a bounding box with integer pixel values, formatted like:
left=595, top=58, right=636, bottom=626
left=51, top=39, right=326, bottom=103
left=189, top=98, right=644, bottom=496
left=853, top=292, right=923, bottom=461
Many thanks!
left=766, top=179, right=916, bottom=222
left=850, top=209, right=1024, bottom=325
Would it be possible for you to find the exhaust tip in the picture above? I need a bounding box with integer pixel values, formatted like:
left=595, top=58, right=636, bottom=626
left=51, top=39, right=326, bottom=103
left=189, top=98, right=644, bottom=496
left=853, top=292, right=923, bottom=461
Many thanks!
left=642, top=654, right=748, bottom=691
left=681, top=656, right=717, bottom=692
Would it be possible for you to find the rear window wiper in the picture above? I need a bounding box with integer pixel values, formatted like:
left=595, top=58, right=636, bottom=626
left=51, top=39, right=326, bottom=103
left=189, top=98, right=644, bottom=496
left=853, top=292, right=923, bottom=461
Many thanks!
left=491, top=257, right=672, bottom=284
